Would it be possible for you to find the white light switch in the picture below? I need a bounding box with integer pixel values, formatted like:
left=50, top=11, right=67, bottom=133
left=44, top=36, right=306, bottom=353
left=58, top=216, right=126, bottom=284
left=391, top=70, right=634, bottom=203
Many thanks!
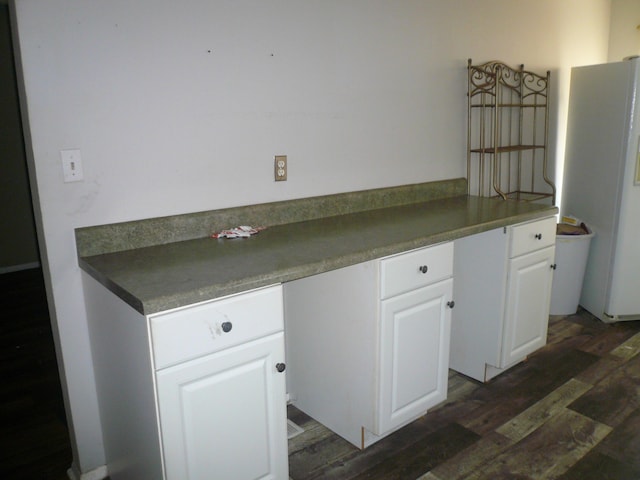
left=61, top=149, right=84, bottom=182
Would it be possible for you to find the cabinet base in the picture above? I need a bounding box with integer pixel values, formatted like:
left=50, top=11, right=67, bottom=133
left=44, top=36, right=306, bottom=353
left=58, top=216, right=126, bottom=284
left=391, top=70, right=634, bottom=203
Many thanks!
left=361, top=410, right=428, bottom=449
left=451, top=357, right=525, bottom=383
left=484, top=358, right=524, bottom=382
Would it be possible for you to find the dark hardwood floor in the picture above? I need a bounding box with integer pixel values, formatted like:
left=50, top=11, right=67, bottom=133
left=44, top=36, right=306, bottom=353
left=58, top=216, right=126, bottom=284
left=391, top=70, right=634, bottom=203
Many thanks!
left=288, top=311, right=640, bottom=479
left=1, top=268, right=72, bottom=480
left=3, top=268, right=640, bottom=479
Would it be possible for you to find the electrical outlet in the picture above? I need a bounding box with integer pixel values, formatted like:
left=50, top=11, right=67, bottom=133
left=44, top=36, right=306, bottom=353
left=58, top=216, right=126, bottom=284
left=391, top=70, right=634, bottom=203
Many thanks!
left=61, top=149, right=84, bottom=182
left=275, top=155, right=287, bottom=181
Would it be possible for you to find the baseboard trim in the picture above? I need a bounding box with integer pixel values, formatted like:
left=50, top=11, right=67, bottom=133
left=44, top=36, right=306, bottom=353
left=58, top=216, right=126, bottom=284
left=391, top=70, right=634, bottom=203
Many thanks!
left=0, top=261, right=40, bottom=274
left=67, top=464, right=108, bottom=480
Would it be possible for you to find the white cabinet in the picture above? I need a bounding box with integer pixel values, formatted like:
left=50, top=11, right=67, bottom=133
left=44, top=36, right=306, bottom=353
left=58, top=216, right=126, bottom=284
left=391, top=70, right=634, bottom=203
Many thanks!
left=501, top=246, right=555, bottom=367
left=378, top=279, right=452, bottom=434
left=285, top=242, right=453, bottom=449
left=450, top=216, right=556, bottom=382
left=151, top=286, right=288, bottom=480
left=156, top=334, right=286, bottom=480
left=83, top=276, right=288, bottom=480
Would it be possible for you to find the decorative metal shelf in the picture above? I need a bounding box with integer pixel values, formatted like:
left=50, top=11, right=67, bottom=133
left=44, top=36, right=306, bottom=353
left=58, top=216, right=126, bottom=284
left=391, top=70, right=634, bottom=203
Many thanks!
left=470, top=145, right=545, bottom=154
left=470, top=104, right=548, bottom=109
left=467, top=59, right=556, bottom=203
left=503, top=191, right=554, bottom=202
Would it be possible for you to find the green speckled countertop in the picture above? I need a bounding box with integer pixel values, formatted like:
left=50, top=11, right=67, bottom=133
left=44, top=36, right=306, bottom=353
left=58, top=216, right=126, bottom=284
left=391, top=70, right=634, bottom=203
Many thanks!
left=77, top=179, right=557, bottom=315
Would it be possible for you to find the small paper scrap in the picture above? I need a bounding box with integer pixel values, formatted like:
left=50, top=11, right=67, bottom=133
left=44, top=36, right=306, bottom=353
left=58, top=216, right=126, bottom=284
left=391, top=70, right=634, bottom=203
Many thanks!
left=211, top=225, right=266, bottom=239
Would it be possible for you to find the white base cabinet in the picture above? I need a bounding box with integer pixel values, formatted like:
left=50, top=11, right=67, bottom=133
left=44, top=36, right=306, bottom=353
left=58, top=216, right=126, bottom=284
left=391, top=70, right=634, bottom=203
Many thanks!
left=378, top=279, right=452, bottom=434
left=450, top=217, right=556, bottom=382
left=156, top=333, right=287, bottom=480
left=501, top=246, right=555, bottom=367
left=285, top=242, right=454, bottom=449
left=81, top=212, right=556, bottom=476
left=83, top=275, right=288, bottom=480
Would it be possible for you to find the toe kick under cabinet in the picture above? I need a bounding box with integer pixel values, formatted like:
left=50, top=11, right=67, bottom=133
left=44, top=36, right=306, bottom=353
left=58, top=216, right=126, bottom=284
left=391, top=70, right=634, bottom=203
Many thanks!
left=284, top=242, right=454, bottom=449
left=450, top=216, right=556, bottom=382
left=83, top=277, right=289, bottom=480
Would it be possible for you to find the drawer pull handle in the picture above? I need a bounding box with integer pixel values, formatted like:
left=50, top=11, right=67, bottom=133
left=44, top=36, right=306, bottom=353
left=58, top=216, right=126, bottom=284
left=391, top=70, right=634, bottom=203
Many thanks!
left=419, top=265, right=429, bottom=274
left=447, top=301, right=455, bottom=309
left=275, top=363, right=286, bottom=373
left=550, top=263, right=557, bottom=270
left=535, top=233, right=543, bottom=240
left=221, top=322, right=233, bottom=333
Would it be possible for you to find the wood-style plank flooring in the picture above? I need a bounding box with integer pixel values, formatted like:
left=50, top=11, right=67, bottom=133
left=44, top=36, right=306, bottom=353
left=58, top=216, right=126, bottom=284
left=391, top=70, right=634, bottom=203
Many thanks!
left=3, top=268, right=640, bottom=479
left=289, top=310, right=640, bottom=479
left=1, top=268, right=72, bottom=480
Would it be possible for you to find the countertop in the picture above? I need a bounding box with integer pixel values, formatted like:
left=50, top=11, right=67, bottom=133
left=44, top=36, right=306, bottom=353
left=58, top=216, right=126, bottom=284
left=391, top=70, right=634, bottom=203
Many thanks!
left=77, top=191, right=557, bottom=315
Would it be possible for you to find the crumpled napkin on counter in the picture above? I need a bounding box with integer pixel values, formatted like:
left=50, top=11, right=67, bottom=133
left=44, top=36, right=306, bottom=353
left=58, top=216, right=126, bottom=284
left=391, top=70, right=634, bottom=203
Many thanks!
left=211, top=225, right=266, bottom=239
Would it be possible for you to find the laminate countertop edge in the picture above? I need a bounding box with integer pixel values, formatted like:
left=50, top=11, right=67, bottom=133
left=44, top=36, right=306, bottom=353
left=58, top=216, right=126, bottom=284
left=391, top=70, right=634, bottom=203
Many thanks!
left=78, top=194, right=558, bottom=315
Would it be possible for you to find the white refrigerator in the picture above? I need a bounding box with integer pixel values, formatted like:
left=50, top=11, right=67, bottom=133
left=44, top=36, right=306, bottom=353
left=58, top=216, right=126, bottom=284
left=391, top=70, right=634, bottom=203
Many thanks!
left=561, top=58, right=640, bottom=322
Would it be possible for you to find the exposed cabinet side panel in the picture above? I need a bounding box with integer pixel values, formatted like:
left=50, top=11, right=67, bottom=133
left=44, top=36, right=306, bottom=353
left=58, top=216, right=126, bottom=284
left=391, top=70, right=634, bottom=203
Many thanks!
left=451, top=228, right=508, bottom=380
left=284, top=261, right=378, bottom=447
left=285, top=245, right=453, bottom=449
left=82, top=273, right=163, bottom=480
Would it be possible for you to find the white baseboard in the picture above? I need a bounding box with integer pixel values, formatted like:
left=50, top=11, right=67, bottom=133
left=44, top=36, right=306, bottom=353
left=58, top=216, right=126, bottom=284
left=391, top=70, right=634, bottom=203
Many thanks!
left=0, top=261, right=40, bottom=274
left=66, top=464, right=108, bottom=480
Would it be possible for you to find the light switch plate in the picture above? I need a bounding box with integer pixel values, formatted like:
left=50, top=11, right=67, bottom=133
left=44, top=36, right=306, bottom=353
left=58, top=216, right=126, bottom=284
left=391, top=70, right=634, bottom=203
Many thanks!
left=61, top=149, right=84, bottom=182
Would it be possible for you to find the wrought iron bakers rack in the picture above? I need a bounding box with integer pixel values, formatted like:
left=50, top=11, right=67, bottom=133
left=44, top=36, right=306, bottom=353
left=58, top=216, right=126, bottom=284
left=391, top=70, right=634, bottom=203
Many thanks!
left=467, top=59, right=556, bottom=203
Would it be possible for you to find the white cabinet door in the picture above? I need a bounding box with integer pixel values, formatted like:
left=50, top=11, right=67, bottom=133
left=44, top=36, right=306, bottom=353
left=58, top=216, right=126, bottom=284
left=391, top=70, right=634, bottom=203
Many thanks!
left=377, top=278, right=453, bottom=434
left=501, top=246, right=555, bottom=367
left=156, top=333, right=288, bottom=480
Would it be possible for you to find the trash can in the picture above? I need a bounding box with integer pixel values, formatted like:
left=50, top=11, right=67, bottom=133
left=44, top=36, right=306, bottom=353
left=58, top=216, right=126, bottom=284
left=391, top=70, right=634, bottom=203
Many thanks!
left=549, top=222, right=594, bottom=315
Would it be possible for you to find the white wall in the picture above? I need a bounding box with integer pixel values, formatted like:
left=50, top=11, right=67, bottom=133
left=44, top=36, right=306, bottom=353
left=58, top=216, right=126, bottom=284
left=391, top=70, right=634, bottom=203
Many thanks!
left=608, top=0, right=640, bottom=61
left=10, top=0, right=613, bottom=477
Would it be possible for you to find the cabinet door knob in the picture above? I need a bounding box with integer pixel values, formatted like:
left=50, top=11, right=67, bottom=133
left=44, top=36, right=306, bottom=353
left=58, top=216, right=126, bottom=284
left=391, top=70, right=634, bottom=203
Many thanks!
left=550, top=263, right=557, bottom=270
left=447, top=300, right=455, bottom=309
left=275, top=363, right=286, bottom=373
left=221, top=322, right=233, bottom=333
left=419, top=265, right=428, bottom=274
left=535, top=233, right=543, bottom=240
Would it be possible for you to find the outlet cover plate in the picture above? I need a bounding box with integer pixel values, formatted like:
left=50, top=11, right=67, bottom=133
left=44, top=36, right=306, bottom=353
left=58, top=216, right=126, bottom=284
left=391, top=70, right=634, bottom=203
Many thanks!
left=275, top=155, right=287, bottom=181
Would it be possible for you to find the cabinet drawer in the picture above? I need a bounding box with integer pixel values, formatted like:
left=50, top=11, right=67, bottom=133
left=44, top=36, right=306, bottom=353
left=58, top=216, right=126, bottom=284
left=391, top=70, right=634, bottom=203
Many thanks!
left=509, top=217, right=556, bottom=258
left=150, top=285, right=283, bottom=370
left=380, top=242, right=453, bottom=299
